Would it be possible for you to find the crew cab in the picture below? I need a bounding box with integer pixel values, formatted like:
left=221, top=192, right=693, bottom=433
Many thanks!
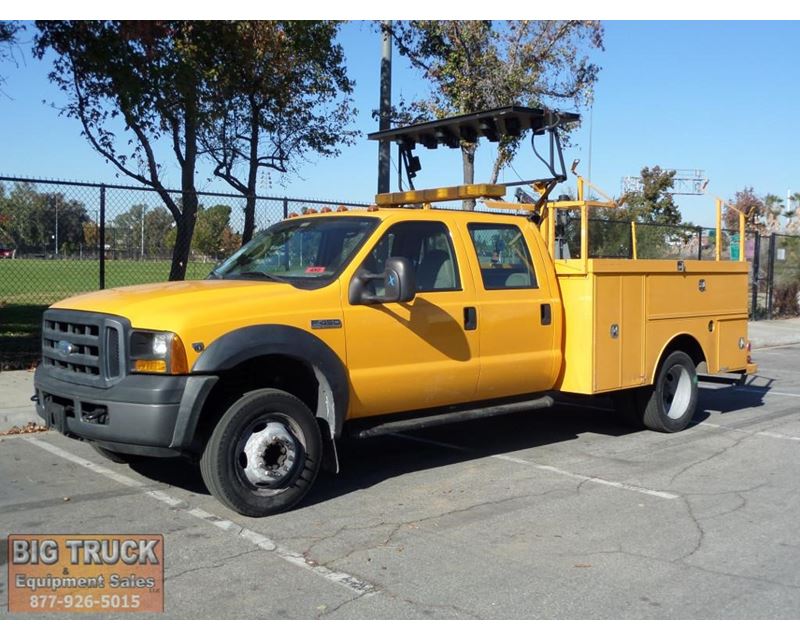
left=33, top=107, right=755, bottom=516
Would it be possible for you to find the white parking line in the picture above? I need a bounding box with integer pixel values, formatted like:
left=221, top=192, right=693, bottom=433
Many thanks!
left=734, top=388, right=800, bottom=399
left=25, top=437, right=377, bottom=597
left=392, top=433, right=679, bottom=500
left=695, top=420, right=800, bottom=442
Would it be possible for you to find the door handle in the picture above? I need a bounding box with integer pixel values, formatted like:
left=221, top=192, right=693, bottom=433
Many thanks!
left=464, top=307, right=477, bottom=331
left=540, top=303, right=552, bottom=326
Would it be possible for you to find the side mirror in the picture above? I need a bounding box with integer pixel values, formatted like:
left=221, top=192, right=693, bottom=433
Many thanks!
left=382, top=257, right=416, bottom=303
left=348, top=256, right=416, bottom=305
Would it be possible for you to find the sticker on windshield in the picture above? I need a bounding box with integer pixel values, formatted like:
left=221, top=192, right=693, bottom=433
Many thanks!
left=305, top=266, right=326, bottom=274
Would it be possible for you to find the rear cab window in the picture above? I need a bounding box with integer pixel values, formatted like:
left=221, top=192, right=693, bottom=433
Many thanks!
left=467, top=222, right=538, bottom=290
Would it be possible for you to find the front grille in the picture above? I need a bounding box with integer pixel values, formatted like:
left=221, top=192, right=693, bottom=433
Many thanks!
left=106, top=327, right=120, bottom=378
left=42, top=310, right=128, bottom=388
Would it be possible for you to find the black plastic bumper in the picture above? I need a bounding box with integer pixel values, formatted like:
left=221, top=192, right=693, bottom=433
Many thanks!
left=33, top=366, right=218, bottom=457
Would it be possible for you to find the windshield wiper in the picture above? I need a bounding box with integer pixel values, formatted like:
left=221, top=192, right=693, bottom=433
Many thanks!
left=231, top=271, right=291, bottom=283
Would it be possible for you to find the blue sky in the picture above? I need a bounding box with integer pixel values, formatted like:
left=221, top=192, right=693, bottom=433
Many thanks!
left=1, top=20, right=799, bottom=226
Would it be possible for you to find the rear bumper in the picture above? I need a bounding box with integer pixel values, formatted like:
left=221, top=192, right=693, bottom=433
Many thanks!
left=34, top=366, right=217, bottom=456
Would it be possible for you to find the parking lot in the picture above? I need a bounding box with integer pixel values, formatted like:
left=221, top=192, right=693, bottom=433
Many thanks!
left=2, top=343, right=799, bottom=619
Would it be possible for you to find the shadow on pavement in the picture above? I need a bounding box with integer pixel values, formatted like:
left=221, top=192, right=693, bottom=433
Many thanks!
left=302, top=402, right=644, bottom=509
left=697, top=377, right=773, bottom=415
left=115, top=385, right=773, bottom=513
left=128, top=457, right=209, bottom=496
left=118, top=401, right=641, bottom=510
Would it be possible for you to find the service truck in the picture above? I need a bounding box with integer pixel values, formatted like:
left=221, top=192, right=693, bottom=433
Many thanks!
left=33, top=107, right=756, bottom=516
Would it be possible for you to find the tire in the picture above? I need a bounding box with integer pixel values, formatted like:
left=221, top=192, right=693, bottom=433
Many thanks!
left=199, top=389, right=322, bottom=517
left=91, top=444, right=140, bottom=464
left=640, top=350, right=698, bottom=433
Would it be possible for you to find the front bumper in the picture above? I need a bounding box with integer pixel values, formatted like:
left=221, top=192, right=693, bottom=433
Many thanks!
left=34, top=366, right=217, bottom=457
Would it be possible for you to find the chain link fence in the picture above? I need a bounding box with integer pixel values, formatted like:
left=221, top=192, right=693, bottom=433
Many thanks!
left=0, top=176, right=368, bottom=307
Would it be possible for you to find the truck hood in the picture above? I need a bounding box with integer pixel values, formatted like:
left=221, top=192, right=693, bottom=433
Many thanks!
left=51, top=279, right=311, bottom=331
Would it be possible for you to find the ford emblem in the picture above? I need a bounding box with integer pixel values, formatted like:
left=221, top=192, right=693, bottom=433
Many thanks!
left=56, top=340, right=75, bottom=357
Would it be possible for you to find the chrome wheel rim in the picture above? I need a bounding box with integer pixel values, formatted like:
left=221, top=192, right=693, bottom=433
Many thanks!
left=662, top=365, right=692, bottom=420
left=236, top=413, right=304, bottom=495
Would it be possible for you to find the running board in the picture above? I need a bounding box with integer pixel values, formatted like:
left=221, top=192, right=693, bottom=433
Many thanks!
left=355, top=395, right=554, bottom=439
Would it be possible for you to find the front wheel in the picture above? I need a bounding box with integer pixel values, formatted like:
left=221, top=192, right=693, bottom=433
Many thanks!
left=200, top=389, right=322, bottom=517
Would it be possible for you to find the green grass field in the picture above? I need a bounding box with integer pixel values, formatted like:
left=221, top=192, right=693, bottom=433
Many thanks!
left=0, top=259, right=214, bottom=369
left=0, top=258, right=214, bottom=305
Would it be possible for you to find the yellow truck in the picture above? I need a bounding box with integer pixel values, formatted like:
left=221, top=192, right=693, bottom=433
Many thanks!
left=33, top=107, right=755, bottom=517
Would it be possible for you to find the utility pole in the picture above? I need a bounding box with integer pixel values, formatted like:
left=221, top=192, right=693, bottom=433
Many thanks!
left=377, top=20, right=392, bottom=194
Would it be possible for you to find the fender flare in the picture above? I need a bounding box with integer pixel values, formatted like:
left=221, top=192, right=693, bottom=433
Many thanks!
left=651, top=333, right=709, bottom=383
left=192, top=325, right=349, bottom=441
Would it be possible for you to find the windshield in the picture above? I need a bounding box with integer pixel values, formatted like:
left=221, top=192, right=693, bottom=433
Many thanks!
left=211, top=215, right=379, bottom=287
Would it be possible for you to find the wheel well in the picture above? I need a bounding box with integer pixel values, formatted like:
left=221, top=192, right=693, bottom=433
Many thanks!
left=655, top=334, right=707, bottom=380
left=192, top=355, right=319, bottom=453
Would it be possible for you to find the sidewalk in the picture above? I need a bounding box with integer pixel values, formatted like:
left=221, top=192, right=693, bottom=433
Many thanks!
left=2, top=319, right=799, bottom=431
left=0, top=370, right=40, bottom=430
left=746, top=317, right=800, bottom=350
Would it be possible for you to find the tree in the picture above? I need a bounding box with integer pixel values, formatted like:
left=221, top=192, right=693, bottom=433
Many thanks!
left=192, top=205, right=232, bottom=259
left=0, top=21, right=21, bottom=90
left=786, top=193, right=800, bottom=236
left=111, top=204, right=148, bottom=255
left=34, top=21, right=219, bottom=279
left=387, top=20, right=603, bottom=207
left=724, top=187, right=766, bottom=233
left=143, top=207, right=174, bottom=256
left=200, top=21, right=357, bottom=245
left=763, top=193, right=785, bottom=234
left=621, top=166, right=682, bottom=226
left=601, top=166, right=687, bottom=259
left=1, top=182, right=89, bottom=253
left=164, top=204, right=236, bottom=260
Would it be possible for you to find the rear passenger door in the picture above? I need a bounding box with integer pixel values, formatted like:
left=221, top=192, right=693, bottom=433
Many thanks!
left=461, top=221, right=560, bottom=400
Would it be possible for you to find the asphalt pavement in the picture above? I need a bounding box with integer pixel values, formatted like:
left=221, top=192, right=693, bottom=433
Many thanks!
left=1, top=340, right=799, bottom=618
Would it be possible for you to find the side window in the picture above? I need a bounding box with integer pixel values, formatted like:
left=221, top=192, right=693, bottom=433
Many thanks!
left=468, top=223, right=538, bottom=290
left=362, top=221, right=461, bottom=293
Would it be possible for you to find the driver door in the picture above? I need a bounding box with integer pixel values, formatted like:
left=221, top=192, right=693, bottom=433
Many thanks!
left=343, top=220, right=480, bottom=418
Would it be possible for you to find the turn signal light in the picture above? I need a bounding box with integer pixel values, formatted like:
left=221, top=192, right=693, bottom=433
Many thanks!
left=133, top=359, right=167, bottom=373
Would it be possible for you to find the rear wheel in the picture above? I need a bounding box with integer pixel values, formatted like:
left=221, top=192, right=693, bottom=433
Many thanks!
left=613, top=350, right=698, bottom=433
left=199, top=389, right=322, bottom=517
left=643, top=351, right=698, bottom=432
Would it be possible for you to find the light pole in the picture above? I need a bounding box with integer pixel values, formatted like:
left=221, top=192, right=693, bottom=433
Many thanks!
left=54, top=199, right=59, bottom=257
left=141, top=207, right=145, bottom=259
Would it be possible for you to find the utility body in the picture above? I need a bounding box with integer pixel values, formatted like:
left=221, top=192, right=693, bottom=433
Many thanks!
left=33, top=107, right=755, bottom=516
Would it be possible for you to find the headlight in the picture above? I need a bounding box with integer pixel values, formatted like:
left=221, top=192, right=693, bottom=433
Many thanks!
left=129, top=331, right=188, bottom=374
